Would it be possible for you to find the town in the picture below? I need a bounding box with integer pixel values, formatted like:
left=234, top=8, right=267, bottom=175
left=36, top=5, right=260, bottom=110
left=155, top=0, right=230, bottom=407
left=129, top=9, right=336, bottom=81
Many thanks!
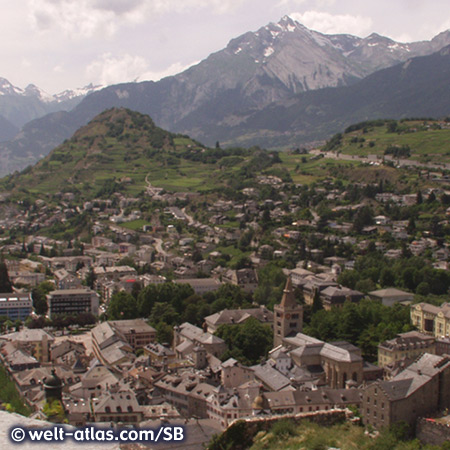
left=1, top=116, right=450, bottom=448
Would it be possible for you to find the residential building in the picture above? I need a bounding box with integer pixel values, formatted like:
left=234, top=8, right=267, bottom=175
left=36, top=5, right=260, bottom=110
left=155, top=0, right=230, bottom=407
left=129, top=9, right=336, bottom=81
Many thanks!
left=220, top=358, right=255, bottom=388
left=143, top=342, right=176, bottom=366
left=362, top=353, right=450, bottom=429
left=47, top=289, right=99, bottom=317
left=411, top=302, right=450, bottom=337
left=0, top=292, right=32, bottom=320
left=54, top=269, right=82, bottom=290
left=222, top=268, right=258, bottom=293
left=205, top=306, right=273, bottom=334
left=369, top=288, right=414, bottom=307
left=109, top=319, right=157, bottom=350
left=91, top=321, right=141, bottom=367
left=0, top=328, right=55, bottom=363
left=92, top=390, right=143, bottom=425
left=378, top=331, right=436, bottom=368
left=320, top=286, right=365, bottom=309
left=173, top=322, right=227, bottom=358
left=174, top=278, right=222, bottom=295
left=154, top=372, right=216, bottom=419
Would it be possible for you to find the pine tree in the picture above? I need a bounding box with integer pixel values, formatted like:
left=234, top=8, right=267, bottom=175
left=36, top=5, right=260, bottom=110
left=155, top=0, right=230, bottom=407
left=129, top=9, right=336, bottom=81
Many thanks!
left=0, top=260, right=13, bottom=293
left=311, top=289, right=323, bottom=314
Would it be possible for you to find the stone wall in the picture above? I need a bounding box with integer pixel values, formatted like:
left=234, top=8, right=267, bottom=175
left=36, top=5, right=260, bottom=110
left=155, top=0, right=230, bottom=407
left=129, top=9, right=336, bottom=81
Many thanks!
left=416, top=417, right=450, bottom=446
left=208, top=409, right=349, bottom=450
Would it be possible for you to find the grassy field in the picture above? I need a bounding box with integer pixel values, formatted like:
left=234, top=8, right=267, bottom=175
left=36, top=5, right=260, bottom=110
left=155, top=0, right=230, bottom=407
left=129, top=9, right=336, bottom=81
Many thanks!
left=279, top=152, right=365, bottom=184
left=215, top=245, right=250, bottom=266
left=334, top=121, right=450, bottom=163
left=120, top=219, right=151, bottom=231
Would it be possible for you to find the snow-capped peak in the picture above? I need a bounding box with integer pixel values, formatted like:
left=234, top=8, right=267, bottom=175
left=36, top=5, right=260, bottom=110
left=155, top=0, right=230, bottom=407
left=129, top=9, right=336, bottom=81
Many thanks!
left=53, top=84, right=105, bottom=102
left=24, top=84, right=54, bottom=103
left=0, top=77, right=24, bottom=96
left=0, top=77, right=104, bottom=103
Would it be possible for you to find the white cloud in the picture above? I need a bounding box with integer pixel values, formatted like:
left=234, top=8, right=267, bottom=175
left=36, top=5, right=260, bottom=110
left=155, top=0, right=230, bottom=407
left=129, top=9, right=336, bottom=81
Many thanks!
left=86, top=52, right=195, bottom=86
left=28, top=0, right=245, bottom=39
left=21, top=59, right=32, bottom=69
left=53, top=65, right=64, bottom=74
left=86, top=53, right=150, bottom=85
left=139, top=61, right=197, bottom=82
left=290, top=10, right=373, bottom=37
left=278, top=0, right=335, bottom=6
left=28, top=0, right=118, bottom=38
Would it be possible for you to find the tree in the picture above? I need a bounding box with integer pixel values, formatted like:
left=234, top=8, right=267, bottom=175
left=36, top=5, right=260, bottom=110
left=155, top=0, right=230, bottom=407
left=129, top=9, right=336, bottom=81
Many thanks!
left=354, top=278, right=376, bottom=294
left=149, top=302, right=180, bottom=327
left=107, top=291, right=138, bottom=320
left=416, top=190, right=423, bottom=204
left=31, top=287, right=48, bottom=316
left=85, top=267, right=96, bottom=289
left=352, top=206, right=374, bottom=233
left=379, top=268, right=395, bottom=287
left=155, top=322, right=173, bottom=345
left=337, top=270, right=360, bottom=290
left=311, top=289, right=323, bottom=314
left=215, top=318, right=272, bottom=365
left=406, top=216, right=416, bottom=234
left=137, top=284, right=158, bottom=317
left=0, top=260, right=13, bottom=293
left=415, top=281, right=430, bottom=296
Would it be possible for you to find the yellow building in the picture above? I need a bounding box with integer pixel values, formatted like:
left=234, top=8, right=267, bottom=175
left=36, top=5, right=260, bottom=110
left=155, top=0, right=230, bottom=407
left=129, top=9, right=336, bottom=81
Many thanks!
left=410, top=302, right=450, bottom=337
left=378, top=331, right=436, bottom=367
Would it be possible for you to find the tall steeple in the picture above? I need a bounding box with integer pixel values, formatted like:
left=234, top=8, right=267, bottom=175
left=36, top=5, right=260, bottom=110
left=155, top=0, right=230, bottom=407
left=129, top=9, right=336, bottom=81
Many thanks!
left=280, top=276, right=297, bottom=308
left=273, top=276, right=303, bottom=347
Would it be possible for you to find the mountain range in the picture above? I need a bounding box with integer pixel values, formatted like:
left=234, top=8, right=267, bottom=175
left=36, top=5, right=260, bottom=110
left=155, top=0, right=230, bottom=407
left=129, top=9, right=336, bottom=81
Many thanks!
left=0, top=79, right=103, bottom=131
left=0, top=16, right=449, bottom=176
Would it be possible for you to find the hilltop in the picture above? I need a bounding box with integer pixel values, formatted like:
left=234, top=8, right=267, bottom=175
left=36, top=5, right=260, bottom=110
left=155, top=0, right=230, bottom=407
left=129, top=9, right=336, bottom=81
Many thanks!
left=0, top=108, right=286, bottom=200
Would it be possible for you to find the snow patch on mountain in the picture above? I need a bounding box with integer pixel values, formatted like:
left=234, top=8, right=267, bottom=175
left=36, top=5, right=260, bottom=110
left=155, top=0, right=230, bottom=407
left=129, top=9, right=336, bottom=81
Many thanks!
left=264, top=47, right=274, bottom=57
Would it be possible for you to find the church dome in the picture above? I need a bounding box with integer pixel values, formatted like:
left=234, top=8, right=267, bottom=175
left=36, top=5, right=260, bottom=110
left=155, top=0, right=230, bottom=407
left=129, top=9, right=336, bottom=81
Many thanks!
left=252, top=395, right=264, bottom=410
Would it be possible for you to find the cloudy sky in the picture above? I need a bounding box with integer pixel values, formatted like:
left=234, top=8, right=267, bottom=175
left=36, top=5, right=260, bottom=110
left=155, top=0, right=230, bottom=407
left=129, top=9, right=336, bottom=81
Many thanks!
left=1, top=0, right=449, bottom=94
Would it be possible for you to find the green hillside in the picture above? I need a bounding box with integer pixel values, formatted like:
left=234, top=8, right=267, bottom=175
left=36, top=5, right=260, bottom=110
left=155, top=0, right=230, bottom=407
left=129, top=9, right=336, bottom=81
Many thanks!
left=323, top=119, right=450, bottom=163
left=1, top=108, right=296, bottom=201
left=2, top=111, right=448, bottom=202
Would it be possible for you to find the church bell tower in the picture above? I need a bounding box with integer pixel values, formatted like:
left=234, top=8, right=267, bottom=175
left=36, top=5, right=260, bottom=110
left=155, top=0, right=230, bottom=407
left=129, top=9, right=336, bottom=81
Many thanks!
left=273, top=277, right=303, bottom=347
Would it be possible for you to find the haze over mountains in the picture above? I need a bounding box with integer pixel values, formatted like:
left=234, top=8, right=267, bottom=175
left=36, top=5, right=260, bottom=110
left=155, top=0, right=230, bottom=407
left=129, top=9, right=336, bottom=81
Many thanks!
left=0, top=16, right=449, bottom=176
